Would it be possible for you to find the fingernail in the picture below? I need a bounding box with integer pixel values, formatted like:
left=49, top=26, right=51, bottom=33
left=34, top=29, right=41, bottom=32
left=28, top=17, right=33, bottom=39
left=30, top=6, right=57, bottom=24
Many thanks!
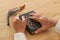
left=39, top=17, right=43, bottom=19
left=14, top=14, right=19, bottom=21
left=35, top=31, right=38, bottom=34
left=15, top=14, right=19, bottom=19
left=22, top=16, right=25, bottom=21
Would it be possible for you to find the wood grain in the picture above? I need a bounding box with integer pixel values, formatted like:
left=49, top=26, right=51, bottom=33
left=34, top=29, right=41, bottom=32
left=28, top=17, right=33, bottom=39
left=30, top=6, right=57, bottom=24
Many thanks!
left=0, top=0, right=60, bottom=40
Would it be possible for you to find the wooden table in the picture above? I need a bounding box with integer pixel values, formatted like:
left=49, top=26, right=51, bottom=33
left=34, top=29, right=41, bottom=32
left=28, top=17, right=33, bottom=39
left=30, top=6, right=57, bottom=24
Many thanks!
left=0, top=0, right=60, bottom=40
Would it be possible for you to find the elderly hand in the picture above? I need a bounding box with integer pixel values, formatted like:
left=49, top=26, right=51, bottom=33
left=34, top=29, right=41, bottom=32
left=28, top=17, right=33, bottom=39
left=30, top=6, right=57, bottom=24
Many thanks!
left=13, top=14, right=26, bottom=33
left=29, top=13, right=57, bottom=34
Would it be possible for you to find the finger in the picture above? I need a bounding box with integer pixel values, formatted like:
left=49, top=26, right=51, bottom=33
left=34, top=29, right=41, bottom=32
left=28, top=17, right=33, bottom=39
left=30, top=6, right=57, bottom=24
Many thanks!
left=35, top=26, right=46, bottom=34
left=30, top=13, right=36, bottom=16
left=13, top=14, right=21, bottom=22
left=39, top=16, right=49, bottom=24
left=30, top=13, right=41, bottom=17
left=21, top=16, right=26, bottom=28
left=38, top=16, right=45, bottom=24
left=16, top=14, right=20, bottom=19
left=21, top=16, right=26, bottom=21
left=29, top=16, right=39, bottom=21
left=29, top=16, right=44, bottom=24
left=21, top=16, right=26, bottom=24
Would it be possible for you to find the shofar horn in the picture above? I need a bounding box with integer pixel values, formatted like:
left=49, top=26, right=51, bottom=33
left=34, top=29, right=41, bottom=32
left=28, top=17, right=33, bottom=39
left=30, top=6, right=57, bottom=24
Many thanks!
left=7, top=5, right=25, bottom=26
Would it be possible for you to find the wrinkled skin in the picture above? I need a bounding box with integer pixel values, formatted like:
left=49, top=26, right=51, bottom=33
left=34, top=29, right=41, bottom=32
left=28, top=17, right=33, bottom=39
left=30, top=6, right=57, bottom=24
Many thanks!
left=29, top=13, right=57, bottom=33
left=13, top=14, right=26, bottom=33
left=13, top=13, right=57, bottom=34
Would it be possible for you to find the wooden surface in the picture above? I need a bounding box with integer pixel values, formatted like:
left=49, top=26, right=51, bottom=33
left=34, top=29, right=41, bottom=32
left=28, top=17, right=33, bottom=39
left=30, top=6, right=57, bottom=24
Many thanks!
left=0, top=0, right=60, bottom=40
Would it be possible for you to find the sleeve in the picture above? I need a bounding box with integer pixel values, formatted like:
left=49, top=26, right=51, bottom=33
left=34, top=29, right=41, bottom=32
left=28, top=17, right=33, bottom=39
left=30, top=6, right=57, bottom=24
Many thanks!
left=14, top=32, right=27, bottom=40
left=54, top=19, right=60, bottom=33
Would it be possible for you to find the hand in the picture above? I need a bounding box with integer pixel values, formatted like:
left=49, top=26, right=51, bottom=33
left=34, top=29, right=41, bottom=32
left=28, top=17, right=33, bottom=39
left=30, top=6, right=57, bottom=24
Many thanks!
left=29, top=13, right=57, bottom=34
left=13, top=14, right=26, bottom=33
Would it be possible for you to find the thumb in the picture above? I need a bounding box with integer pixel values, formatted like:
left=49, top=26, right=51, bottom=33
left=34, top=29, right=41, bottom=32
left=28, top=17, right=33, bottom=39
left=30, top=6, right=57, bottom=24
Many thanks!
left=21, top=16, right=26, bottom=24
left=21, top=16, right=26, bottom=29
left=13, top=14, right=21, bottom=22
left=21, top=16, right=26, bottom=21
